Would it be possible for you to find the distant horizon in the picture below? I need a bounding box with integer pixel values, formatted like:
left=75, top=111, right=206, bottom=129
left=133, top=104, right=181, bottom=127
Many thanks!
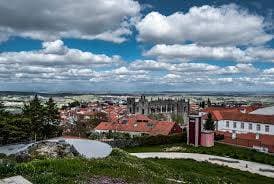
left=1, top=90, right=274, bottom=95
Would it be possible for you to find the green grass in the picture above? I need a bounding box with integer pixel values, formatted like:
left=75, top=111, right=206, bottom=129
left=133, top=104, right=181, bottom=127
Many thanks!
left=124, top=142, right=274, bottom=165
left=1, top=149, right=273, bottom=184
left=152, top=158, right=274, bottom=184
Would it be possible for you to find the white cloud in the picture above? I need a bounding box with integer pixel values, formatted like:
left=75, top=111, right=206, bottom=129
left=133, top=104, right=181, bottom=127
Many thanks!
left=246, top=47, right=274, bottom=62
left=145, top=44, right=251, bottom=62
left=217, top=64, right=257, bottom=74
left=263, top=68, right=274, bottom=75
left=130, top=59, right=220, bottom=72
left=145, top=44, right=274, bottom=63
left=0, top=0, right=140, bottom=43
left=42, top=40, right=68, bottom=54
left=129, top=59, right=258, bottom=76
left=0, top=40, right=126, bottom=81
left=0, top=40, right=123, bottom=66
left=129, top=60, right=170, bottom=71
left=0, top=41, right=268, bottom=90
left=136, top=4, right=272, bottom=46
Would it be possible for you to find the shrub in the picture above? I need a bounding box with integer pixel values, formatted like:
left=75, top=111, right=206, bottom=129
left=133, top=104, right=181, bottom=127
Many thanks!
left=214, top=134, right=224, bottom=141
left=132, top=132, right=187, bottom=146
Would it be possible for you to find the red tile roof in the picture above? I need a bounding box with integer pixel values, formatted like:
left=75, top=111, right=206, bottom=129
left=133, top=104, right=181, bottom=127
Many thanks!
left=213, top=111, right=274, bottom=125
left=95, top=115, right=182, bottom=136
left=202, top=107, right=240, bottom=113
left=203, top=105, right=262, bottom=114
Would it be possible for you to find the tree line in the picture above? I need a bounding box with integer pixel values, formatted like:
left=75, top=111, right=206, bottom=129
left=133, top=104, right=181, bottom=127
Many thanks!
left=0, top=95, right=61, bottom=145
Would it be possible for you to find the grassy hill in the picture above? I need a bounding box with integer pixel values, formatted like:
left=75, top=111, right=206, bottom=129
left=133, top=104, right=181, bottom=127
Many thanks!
left=1, top=149, right=273, bottom=184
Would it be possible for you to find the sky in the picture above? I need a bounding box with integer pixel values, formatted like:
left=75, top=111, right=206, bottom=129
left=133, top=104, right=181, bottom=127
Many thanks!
left=0, top=0, right=274, bottom=92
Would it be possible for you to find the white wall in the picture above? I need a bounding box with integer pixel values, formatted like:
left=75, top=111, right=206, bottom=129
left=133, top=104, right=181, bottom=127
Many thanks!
left=217, top=120, right=274, bottom=135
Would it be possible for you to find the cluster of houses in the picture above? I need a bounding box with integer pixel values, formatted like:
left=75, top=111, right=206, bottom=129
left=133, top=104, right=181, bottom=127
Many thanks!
left=200, top=106, right=274, bottom=152
left=95, top=114, right=182, bottom=136
left=59, top=96, right=274, bottom=153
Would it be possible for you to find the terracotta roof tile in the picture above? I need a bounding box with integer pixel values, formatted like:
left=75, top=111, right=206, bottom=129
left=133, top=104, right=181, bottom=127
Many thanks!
left=214, top=111, right=274, bottom=125
left=95, top=115, right=182, bottom=136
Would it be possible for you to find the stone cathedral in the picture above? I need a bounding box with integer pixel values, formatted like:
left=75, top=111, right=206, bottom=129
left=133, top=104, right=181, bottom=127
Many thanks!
left=127, top=95, right=189, bottom=121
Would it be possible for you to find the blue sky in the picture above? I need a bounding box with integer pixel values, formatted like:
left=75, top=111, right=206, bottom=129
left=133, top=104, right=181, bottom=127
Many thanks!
left=0, top=0, right=274, bottom=92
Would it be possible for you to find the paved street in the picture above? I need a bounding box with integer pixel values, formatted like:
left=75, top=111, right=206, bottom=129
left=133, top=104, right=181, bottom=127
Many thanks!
left=131, top=152, right=274, bottom=178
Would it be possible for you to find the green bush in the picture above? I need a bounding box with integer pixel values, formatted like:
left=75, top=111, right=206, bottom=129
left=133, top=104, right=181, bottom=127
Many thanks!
left=132, top=132, right=187, bottom=146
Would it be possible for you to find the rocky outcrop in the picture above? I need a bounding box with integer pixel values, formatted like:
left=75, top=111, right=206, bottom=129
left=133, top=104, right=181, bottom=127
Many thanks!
left=14, top=141, right=79, bottom=162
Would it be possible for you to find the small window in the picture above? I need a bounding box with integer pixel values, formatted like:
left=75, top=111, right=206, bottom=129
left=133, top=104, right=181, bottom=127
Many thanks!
left=248, top=123, right=252, bottom=130
left=265, top=125, right=270, bottom=132
left=256, top=133, right=260, bottom=140
left=226, top=121, right=229, bottom=128
left=241, top=123, right=244, bottom=129
left=256, top=124, right=261, bottom=131
left=233, top=122, right=237, bottom=128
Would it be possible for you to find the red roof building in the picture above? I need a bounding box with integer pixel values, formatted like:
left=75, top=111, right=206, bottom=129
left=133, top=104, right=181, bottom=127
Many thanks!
left=95, top=114, right=182, bottom=136
left=212, top=110, right=274, bottom=153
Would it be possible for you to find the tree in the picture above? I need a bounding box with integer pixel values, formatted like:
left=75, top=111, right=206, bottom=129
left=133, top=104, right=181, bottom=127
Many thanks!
left=207, top=98, right=212, bottom=107
left=88, top=112, right=108, bottom=129
left=22, top=94, right=44, bottom=140
left=204, top=113, right=215, bottom=131
left=68, top=101, right=80, bottom=108
left=0, top=96, right=62, bottom=144
left=171, top=114, right=184, bottom=124
left=0, top=101, right=7, bottom=117
left=0, top=115, right=31, bottom=144
left=200, top=101, right=205, bottom=108
left=43, top=97, right=61, bottom=138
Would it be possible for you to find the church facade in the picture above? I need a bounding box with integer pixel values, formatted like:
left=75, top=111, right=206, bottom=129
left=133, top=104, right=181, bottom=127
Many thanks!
left=127, top=95, right=189, bottom=122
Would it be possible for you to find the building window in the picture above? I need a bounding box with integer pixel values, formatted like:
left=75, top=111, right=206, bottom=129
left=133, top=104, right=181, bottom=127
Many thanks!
left=226, top=121, right=229, bottom=128
left=256, top=133, right=260, bottom=140
left=233, top=122, right=237, bottom=128
left=256, top=124, right=261, bottom=131
left=248, top=123, right=252, bottom=130
left=265, top=125, right=270, bottom=132
left=241, top=123, right=244, bottom=129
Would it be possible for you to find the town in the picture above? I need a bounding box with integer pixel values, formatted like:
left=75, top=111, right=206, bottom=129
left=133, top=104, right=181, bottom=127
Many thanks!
left=1, top=92, right=274, bottom=183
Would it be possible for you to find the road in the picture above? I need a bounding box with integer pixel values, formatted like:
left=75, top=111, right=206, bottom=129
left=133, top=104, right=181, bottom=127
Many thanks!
left=131, top=152, right=274, bottom=178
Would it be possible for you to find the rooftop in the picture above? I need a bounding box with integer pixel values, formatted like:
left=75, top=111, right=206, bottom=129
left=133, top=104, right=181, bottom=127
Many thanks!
left=212, top=111, right=274, bottom=125
left=95, top=114, right=182, bottom=136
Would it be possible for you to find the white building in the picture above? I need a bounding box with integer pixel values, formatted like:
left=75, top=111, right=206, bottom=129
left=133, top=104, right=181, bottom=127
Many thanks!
left=211, top=111, right=274, bottom=153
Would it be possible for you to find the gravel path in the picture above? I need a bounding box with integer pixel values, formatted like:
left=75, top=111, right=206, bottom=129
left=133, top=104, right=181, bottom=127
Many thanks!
left=131, top=152, right=274, bottom=178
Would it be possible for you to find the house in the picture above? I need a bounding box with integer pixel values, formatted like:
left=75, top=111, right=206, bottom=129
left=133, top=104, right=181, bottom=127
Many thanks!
left=211, top=111, right=274, bottom=153
left=95, top=114, right=182, bottom=136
